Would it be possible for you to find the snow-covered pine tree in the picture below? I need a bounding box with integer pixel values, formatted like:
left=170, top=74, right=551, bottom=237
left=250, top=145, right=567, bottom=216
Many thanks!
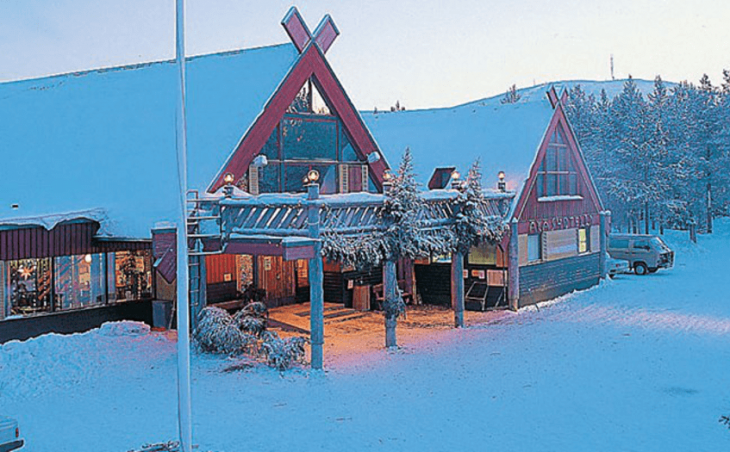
left=607, top=76, right=670, bottom=234
left=380, top=148, right=425, bottom=347
left=645, top=75, right=674, bottom=233
left=452, top=159, right=506, bottom=254
left=500, top=84, right=521, bottom=104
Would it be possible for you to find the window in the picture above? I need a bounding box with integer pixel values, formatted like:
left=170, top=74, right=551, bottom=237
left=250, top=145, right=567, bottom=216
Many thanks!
left=633, top=240, right=651, bottom=251
left=282, top=117, right=337, bottom=161
left=112, top=250, right=152, bottom=302
left=287, top=78, right=331, bottom=115
left=238, top=77, right=372, bottom=196
left=468, top=245, right=497, bottom=265
left=54, top=254, right=105, bottom=310
left=535, top=128, right=579, bottom=197
left=578, top=228, right=589, bottom=254
left=4, top=258, right=53, bottom=316
left=1, top=250, right=153, bottom=318
left=609, top=238, right=629, bottom=249
left=527, top=234, right=542, bottom=262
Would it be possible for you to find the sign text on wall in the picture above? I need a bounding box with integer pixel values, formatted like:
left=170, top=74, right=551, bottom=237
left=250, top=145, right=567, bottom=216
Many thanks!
left=528, top=214, right=592, bottom=234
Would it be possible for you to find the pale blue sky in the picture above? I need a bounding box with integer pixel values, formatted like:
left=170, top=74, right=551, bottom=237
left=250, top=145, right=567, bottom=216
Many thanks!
left=1, top=0, right=728, bottom=109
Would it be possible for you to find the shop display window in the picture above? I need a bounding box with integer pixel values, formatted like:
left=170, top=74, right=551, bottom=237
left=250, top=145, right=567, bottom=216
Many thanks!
left=113, top=250, right=152, bottom=302
left=53, top=254, right=105, bottom=310
left=4, top=258, right=53, bottom=316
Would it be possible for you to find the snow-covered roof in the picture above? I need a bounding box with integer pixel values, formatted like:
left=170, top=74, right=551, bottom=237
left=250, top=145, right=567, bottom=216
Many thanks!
left=362, top=88, right=554, bottom=192
left=0, top=43, right=299, bottom=238
left=361, top=78, right=664, bottom=192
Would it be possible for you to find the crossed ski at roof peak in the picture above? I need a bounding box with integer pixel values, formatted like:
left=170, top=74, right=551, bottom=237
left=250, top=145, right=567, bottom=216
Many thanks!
left=546, top=86, right=569, bottom=109
left=281, top=6, right=340, bottom=54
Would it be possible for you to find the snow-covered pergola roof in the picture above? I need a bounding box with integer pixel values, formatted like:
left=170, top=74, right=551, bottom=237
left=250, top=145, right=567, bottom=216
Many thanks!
left=0, top=44, right=299, bottom=238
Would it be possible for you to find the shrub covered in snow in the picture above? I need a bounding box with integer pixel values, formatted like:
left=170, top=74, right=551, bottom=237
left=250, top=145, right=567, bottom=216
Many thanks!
left=194, top=306, right=255, bottom=355
left=194, top=303, right=307, bottom=370
left=259, top=331, right=308, bottom=371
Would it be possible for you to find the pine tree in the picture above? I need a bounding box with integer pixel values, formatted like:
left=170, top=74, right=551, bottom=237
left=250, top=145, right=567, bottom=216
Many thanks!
left=381, top=148, right=425, bottom=347
left=452, top=160, right=506, bottom=254
left=501, top=84, right=521, bottom=104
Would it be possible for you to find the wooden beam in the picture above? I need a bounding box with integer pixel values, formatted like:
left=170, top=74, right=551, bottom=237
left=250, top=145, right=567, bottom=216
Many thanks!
left=307, top=183, right=324, bottom=370
left=383, top=259, right=398, bottom=348
left=508, top=218, right=520, bottom=311
left=451, top=251, right=465, bottom=327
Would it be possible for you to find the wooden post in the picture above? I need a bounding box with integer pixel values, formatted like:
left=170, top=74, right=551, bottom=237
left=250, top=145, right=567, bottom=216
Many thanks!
left=307, top=183, right=324, bottom=370
left=508, top=218, right=520, bottom=311
left=599, top=211, right=609, bottom=279
left=689, top=220, right=697, bottom=244
left=383, top=259, right=398, bottom=348
left=451, top=251, right=465, bottom=327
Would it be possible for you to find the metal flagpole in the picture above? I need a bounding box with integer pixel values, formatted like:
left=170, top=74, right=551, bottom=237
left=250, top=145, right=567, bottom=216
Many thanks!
left=174, top=0, right=193, bottom=451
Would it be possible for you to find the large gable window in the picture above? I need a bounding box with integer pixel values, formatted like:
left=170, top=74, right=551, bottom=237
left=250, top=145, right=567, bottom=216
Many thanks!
left=240, top=76, right=371, bottom=195
left=535, top=127, right=578, bottom=197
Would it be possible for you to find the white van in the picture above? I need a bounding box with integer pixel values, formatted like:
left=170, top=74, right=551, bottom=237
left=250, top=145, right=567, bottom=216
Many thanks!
left=607, top=234, right=674, bottom=276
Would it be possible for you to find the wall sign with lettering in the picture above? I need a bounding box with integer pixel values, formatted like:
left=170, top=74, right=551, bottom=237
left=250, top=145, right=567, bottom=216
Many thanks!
left=528, top=214, right=592, bottom=234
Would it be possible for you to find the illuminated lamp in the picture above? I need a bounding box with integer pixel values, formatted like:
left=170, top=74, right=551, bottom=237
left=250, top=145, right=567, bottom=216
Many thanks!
left=497, top=171, right=506, bottom=192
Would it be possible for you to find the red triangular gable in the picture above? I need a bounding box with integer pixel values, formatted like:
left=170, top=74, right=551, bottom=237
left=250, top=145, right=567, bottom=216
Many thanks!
left=209, top=42, right=388, bottom=193
left=513, top=101, right=604, bottom=226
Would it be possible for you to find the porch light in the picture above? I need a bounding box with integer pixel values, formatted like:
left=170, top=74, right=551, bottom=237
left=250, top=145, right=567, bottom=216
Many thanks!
left=84, top=254, right=93, bottom=264
left=383, top=170, right=393, bottom=182
left=498, top=171, right=506, bottom=192
left=306, top=169, right=320, bottom=184
left=451, top=170, right=465, bottom=190
left=223, top=173, right=235, bottom=185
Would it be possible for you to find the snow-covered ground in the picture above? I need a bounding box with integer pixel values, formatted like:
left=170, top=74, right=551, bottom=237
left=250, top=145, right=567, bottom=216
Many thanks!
left=2, top=221, right=730, bottom=451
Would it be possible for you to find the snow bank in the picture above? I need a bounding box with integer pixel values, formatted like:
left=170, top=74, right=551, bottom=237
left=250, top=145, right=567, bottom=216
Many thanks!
left=98, top=321, right=151, bottom=337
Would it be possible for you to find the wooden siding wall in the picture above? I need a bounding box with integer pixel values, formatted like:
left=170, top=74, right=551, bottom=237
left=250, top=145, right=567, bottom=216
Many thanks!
left=205, top=254, right=238, bottom=284
left=324, top=266, right=382, bottom=307
left=0, top=223, right=150, bottom=261
left=518, top=253, right=600, bottom=306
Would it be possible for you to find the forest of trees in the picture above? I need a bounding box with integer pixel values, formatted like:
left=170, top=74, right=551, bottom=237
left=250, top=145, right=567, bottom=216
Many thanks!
left=564, top=72, right=730, bottom=235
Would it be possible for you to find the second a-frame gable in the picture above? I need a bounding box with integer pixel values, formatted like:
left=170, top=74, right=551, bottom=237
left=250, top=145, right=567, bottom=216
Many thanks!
left=209, top=42, right=388, bottom=193
left=513, top=101, right=603, bottom=233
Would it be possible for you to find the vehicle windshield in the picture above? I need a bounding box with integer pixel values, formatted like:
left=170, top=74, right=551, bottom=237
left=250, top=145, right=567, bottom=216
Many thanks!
left=651, top=237, right=671, bottom=251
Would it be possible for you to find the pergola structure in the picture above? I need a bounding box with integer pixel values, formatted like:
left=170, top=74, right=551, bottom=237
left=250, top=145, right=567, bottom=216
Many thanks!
left=186, top=182, right=513, bottom=369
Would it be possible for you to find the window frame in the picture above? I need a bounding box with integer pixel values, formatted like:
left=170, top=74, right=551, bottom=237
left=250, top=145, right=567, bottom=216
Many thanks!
left=535, top=128, right=579, bottom=197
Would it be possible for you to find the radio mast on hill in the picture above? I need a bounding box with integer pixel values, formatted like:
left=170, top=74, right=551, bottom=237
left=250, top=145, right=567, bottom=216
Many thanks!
left=611, top=53, right=616, bottom=80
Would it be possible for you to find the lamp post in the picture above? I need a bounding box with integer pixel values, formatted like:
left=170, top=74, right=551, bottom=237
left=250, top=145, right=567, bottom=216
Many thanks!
left=304, top=169, right=324, bottom=369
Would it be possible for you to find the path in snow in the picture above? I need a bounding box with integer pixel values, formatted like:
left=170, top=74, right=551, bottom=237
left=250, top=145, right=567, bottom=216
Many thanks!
left=1, top=222, right=730, bottom=451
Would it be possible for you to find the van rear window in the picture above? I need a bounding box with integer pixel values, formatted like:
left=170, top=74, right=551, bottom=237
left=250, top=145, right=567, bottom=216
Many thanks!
left=609, top=238, right=629, bottom=249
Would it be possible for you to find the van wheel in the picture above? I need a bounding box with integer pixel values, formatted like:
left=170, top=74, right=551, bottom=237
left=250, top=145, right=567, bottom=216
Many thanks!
left=634, top=263, right=648, bottom=276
